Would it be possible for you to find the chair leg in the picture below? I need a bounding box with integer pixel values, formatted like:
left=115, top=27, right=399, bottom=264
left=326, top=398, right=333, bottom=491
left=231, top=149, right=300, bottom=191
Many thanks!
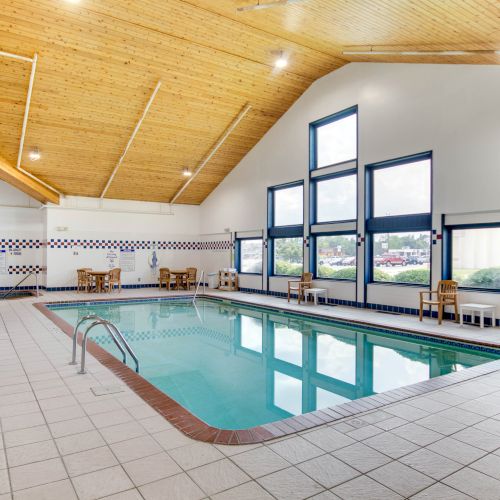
left=287, top=285, right=290, bottom=303
left=419, top=299, right=423, bottom=321
left=453, top=301, right=459, bottom=322
left=438, top=303, right=443, bottom=325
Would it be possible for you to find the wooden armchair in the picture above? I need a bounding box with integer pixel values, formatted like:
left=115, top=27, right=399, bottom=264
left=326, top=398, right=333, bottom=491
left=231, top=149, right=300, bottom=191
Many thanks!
left=186, top=267, right=197, bottom=290
left=159, top=268, right=173, bottom=290
left=419, top=280, right=459, bottom=324
left=106, top=268, right=122, bottom=293
left=76, top=268, right=92, bottom=293
left=288, top=272, right=313, bottom=304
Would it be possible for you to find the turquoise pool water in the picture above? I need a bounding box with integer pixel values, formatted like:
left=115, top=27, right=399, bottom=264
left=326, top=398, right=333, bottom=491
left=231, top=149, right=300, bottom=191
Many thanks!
left=50, top=298, right=499, bottom=429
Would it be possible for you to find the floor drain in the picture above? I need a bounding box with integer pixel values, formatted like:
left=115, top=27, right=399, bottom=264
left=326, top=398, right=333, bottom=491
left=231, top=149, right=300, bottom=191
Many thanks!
left=91, top=385, right=125, bottom=396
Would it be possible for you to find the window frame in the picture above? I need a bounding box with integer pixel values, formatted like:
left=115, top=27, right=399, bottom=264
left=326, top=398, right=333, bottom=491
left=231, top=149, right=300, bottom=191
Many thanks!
left=270, top=236, right=305, bottom=278
left=443, top=222, right=500, bottom=293
left=309, top=105, right=358, bottom=172
left=235, top=237, right=263, bottom=276
left=311, top=231, right=358, bottom=282
left=267, top=180, right=305, bottom=278
left=365, top=151, right=433, bottom=287
left=310, top=169, right=357, bottom=226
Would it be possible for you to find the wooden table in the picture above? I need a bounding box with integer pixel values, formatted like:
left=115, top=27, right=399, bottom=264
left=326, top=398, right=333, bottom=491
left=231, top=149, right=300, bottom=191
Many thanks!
left=88, top=271, right=110, bottom=293
left=170, top=269, right=188, bottom=290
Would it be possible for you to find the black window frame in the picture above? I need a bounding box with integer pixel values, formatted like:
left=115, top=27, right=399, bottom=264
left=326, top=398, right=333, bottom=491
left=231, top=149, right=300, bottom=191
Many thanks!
left=365, top=151, right=433, bottom=287
left=309, top=105, right=358, bottom=172
left=235, top=237, right=264, bottom=276
left=267, top=181, right=305, bottom=278
left=311, top=231, right=358, bottom=282
left=310, top=169, right=358, bottom=226
left=443, top=222, right=500, bottom=293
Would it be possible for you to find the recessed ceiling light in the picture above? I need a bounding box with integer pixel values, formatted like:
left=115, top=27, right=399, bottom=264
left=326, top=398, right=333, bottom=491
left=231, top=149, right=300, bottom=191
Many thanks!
left=28, top=147, right=41, bottom=161
left=65, top=0, right=81, bottom=3
left=275, top=56, right=288, bottom=68
left=182, top=167, right=192, bottom=177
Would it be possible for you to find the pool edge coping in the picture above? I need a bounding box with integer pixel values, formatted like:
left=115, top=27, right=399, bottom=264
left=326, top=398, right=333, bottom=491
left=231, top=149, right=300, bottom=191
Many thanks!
left=34, top=294, right=500, bottom=445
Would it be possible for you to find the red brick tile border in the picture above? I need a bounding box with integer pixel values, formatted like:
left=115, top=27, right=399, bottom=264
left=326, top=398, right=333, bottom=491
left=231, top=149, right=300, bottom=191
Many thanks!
left=34, top=297, right=500, bottom=444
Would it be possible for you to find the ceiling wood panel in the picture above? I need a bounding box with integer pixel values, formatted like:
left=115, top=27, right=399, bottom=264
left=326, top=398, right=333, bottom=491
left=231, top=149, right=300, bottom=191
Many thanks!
left=0, top=0, right=498, bottom=204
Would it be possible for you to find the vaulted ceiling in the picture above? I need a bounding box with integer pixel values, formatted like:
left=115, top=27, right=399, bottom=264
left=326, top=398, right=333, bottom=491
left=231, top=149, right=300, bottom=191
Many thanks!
left=1, top=0, right=499, bottom=204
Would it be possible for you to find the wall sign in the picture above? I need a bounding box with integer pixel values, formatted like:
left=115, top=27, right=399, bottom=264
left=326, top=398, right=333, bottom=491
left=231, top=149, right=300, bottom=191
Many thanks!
left=0, top=250, right=6, bottom=274
left=120, top=248, right=136, bottom=272
left=106, top=251, right=118, bottom=269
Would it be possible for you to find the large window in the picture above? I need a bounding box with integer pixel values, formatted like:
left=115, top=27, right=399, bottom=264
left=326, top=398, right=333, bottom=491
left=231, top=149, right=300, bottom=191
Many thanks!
left=451, top=227, right=500, bottom=289
left=312, top=107, right=357, bottom=169
left=238, top=239, right=262, bottom=274
left=372, top=231, right=431, bottom=285
left=274, top=237, right=303, bottom=276
left=268, top=182, right=304, bottom=276
left=373, top=158, right=431, bottom=217
left=316, top=234, right=356, bottom=280
left=274, top=184, right=303, bottom=226
left=316, top=173, right=357, bottom=223
left=367, top=152, right=432, bottom=286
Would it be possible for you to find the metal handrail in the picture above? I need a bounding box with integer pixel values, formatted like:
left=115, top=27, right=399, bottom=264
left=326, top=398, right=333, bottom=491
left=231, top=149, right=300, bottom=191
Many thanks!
left=192, top=270, right=205, bottom=303
left=70, top=315, right=139, bottom=374
left=1, top=272, right=39, bottom=299
left=106, top=322, right=139, bottom=373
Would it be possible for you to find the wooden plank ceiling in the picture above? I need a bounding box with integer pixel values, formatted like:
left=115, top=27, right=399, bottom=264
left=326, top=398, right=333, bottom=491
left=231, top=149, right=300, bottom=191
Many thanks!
left=0, top=0, right=498, bottom=204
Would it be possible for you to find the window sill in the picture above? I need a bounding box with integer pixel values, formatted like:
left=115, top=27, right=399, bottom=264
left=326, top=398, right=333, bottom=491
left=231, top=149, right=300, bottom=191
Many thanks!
left=368, top=281, right=430, bottom=288
left=238, top=272, right=262, bottom=276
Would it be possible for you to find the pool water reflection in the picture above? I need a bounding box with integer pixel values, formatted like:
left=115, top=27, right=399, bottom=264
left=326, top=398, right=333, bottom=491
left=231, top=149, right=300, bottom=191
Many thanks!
left=50, top=298, right=498, bottom=429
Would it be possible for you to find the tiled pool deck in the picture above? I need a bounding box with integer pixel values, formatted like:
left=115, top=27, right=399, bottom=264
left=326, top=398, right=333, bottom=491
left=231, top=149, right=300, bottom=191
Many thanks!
left=1, top=288, right=500, bottom=499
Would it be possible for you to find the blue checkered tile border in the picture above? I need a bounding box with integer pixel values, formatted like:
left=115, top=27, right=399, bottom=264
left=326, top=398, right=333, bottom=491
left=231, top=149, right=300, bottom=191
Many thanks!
left=0, top=239, right=45, bottom=249
left=48, top=239, right=232, bottom=250
left=8, top=265, right=45, bottom=275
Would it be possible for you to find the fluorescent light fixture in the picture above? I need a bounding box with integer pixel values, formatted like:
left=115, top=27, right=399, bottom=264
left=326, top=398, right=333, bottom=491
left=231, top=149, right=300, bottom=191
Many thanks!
left=28, top=147, right=41, bottom=161
left=182, top=167, right=192, bottom=177
left=237, top=0, right=304, bottom=12
left=343, top=49, right=499, bottom=56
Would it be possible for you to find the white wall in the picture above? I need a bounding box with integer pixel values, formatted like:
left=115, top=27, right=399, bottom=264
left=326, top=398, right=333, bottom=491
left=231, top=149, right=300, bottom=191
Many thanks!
left=0, top=181, right=44, bottom=289
left=45, top=196, right=202, bottom=288
left=200, top=63, right=500, bottom=312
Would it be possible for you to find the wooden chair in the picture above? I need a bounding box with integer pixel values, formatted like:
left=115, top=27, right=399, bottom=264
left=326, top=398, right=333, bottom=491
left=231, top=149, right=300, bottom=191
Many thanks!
left=419, top=280, right=459, bottom=325
left=288, top=272, right=313, bottom=304
left=159, top=268, right=174, bottom=290
left=186, top=267, right=197, bottom=290
left=106, top=268, right=122, bottom=293
left=76, top=268, right=92, bottom=293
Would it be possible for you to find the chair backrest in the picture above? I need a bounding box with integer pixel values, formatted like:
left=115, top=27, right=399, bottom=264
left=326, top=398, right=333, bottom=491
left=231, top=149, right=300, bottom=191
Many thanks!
left=77, top=269, right=89, bottom=281
left=187, top=267, right=197, bottom=279
left=159, top=268, right=170, bottom=279
left=301, top=272, right=313, bottom=284
left=110, top=268, right=121, bottom=280
left=438, top=280, right=458, bottom=299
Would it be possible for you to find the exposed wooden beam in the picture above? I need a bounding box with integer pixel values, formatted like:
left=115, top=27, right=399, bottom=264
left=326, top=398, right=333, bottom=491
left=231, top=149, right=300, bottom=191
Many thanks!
left=0, top=155, right=60, bottom=205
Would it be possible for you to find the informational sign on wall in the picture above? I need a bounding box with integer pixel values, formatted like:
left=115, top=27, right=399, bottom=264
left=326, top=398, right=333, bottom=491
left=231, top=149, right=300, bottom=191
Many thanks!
left=120, top=248, right=136, bottom=272
left=106, top=251, right=118, bottom=269
left=0, top=250, right=6, bottom=274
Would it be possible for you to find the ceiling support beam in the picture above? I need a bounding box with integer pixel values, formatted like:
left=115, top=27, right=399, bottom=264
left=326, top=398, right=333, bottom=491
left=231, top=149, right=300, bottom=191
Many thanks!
left=16, top=53, right=38, bottom=169
left=0, top=155, right=59, bottom=205
left=101, top=80, right=162, bottom=198
left=170, top=103, right=252, bottom=205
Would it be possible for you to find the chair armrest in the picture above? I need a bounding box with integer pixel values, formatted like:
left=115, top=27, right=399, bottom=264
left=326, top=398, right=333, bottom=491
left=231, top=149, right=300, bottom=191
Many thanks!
left=288, top=280, right=301, bottom=285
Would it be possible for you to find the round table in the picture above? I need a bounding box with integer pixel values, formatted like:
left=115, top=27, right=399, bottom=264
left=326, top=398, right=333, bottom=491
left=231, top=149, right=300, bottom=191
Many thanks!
left=170, top=269, right=188, bottom=290
left=88, top=271, right=110, bottom=293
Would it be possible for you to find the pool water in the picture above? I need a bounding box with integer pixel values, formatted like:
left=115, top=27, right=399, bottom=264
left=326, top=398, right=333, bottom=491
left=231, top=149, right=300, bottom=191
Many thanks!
left=50, top=298, right=499, bottom=430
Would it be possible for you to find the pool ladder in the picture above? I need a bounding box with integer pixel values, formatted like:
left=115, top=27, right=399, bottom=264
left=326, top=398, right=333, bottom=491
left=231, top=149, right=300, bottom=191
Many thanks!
left=192, top=270, right=205, bottom=303
left=70, top=315, right=139, bottom=374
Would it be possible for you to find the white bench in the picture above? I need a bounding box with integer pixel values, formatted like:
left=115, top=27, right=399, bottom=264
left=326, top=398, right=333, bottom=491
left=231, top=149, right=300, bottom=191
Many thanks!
left=459, top=303, right=496, bottom=328
left=303, top=288, right=328, bottom=305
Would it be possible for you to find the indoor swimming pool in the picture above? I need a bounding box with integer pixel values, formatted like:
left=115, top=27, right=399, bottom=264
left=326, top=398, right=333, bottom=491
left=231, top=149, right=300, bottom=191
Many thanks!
left=49, top=297, right=500, bottom=430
